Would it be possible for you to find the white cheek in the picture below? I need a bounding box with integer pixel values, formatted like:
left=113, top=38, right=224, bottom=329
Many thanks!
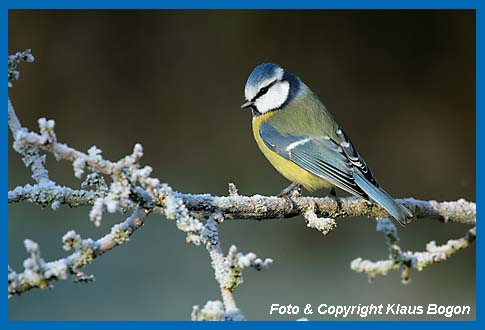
left=255, top=81, right=290, bottom=114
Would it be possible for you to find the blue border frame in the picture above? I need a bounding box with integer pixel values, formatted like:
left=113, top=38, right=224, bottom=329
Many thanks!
left=0, top=0, right=481, bottom=10
left=4, top=0, right=481, bottom=329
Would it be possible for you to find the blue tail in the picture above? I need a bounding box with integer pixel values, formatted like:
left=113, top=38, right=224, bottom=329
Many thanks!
left=353, top=172, right=412, bottom=226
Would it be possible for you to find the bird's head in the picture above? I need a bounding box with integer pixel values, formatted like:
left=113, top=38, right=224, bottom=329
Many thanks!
left=241, top=63, right=302, bottom=115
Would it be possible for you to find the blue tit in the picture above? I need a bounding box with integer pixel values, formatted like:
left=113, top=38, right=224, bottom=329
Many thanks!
left=241, top=63, right=412, bottom=225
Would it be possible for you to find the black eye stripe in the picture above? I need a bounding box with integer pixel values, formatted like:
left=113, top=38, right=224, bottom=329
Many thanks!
left=251, top=80, right=279, bottom=102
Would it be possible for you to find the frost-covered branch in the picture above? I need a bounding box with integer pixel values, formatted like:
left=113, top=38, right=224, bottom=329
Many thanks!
left=8, top=49, right=34, bottom=87
left=9, top=98, right=50, bottom=184
left=8, top=207, right=148, bottom=297
left=9, top=179, right=476, bottom=226
left=8, top=181, right=106, bottom=208
left=12, top=119, right=115, bottom=177
left=177, top=193, right=475, bottom=225
left=303, top=204, right=337, bottom=235
left=350, top=218, right=476, bottom=283
left=200, top=214, right=244, bottom=320
left=193, top=213, right=273, bottom=320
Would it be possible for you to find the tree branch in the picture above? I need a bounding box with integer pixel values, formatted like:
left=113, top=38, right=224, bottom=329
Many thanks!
left=9, top=98, right=50, bottom=184
left=350, top=219, right=476, bottom=283
left=8, top=182, right=105, bottom=208
left=9, top=180, right=476, bottom=226
left=8, top=208, right=148, bottom=297
left=176, top=193, right=475, bottom=225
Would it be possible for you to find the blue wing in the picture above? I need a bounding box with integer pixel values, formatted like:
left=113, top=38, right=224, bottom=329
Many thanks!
left=259, top=122, right=369, bottom=198
left=259, top=122, right=412, bottom=225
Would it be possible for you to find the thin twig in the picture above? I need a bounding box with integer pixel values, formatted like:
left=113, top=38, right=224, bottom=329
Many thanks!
left=351, top=219, right=476, bottom=283
left=8, top=208, right=148, bottom=297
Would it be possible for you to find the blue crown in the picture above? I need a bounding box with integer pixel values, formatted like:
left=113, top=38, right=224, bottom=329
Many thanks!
left=245, top=63, right=282, bottom=88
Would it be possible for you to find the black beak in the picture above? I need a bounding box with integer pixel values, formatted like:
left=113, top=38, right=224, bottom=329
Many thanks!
left=241, top=100, right=253, bottom=109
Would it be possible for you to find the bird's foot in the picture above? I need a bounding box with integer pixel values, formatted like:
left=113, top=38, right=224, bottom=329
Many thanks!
left=327, top=187, right=342, bottom=209
left=277, top=183, right=301, bottom=212
left=277, top=182, right=302, bottom=198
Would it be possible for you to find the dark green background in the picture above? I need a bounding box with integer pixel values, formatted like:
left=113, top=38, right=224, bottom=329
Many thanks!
left=8, top=10, right=475, bottom=320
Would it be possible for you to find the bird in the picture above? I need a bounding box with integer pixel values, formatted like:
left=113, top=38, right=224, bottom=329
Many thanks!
left=241, top=63, right=412, bottom=226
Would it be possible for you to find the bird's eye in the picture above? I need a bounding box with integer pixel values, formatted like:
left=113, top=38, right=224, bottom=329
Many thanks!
left=253, top=82, right=277, bottom=101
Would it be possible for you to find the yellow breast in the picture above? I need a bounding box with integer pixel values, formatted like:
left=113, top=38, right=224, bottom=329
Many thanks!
left=252, top=112, right=332, bottom=192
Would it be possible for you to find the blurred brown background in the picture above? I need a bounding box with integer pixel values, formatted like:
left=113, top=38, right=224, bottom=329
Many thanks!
left=8, top=10, right=475, bottom=320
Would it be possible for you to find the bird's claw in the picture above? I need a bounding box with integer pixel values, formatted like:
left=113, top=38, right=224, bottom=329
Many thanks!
left=277, top=183, right=301, bottom=212
left=277, top=182, right=301, bottom=198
